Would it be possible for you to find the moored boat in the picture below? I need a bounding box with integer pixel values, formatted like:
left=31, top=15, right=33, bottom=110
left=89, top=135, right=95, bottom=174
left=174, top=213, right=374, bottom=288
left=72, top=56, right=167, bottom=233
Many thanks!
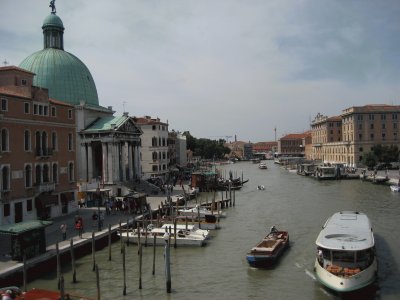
left=314, top=211, right=378, bottom=292
left=117, top=224, right=208, bottom=247
left=390, top=185, right=400, bottom=192
left=178, top=205, right=225, bottom=219
left=0, top=286, right=93, bottom=300
left=246, top=228, right=289, bottom=268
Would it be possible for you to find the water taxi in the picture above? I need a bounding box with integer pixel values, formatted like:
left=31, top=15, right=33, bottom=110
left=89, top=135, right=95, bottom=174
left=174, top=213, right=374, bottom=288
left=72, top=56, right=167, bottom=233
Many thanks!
left=314, top=211, right=378, bottom=292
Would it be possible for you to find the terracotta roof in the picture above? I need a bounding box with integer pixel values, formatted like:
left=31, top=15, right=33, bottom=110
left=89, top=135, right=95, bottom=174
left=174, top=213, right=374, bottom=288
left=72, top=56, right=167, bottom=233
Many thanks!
left=134, top=116, right=168, bottom=126
left=281, top=132, right=310, bottom=139
left=0, top=65, right=35, bottom=75
left=0, top=86, right=30, bottom=99
left=49, top=98, right=74, bottom=107
left=326, top=116, right=341, bottom=122
left=344, top=104, right=400, bottom=113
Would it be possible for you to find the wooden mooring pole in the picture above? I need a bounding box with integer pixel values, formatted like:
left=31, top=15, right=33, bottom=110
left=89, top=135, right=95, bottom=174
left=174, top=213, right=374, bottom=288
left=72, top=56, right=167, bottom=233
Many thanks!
left=165, top=239, right=171, bottom=293
left=95, top=264, right=100, bottom=300
left=120, top=220, right=123, bottom=253
left=122, top=245, right=126, bottom=295
left=152, top=234, right=156, bottom=275
left=108, top=224, right=112, bottom=261
left=56, top=242, right=61, bottom=289
left=92, top=232, right=96, bottom=271
left=139, top=244, right=143, bottom=289
left=70, top=239, right=76, bottom=283
left=23, top=253, right=27, bottom=292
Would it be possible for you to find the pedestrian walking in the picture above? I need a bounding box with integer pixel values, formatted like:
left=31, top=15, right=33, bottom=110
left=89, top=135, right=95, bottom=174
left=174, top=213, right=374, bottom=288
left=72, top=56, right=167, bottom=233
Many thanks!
left=75, top=219, right=83, bottom=238
left=60, top=223, right=67, bottom=241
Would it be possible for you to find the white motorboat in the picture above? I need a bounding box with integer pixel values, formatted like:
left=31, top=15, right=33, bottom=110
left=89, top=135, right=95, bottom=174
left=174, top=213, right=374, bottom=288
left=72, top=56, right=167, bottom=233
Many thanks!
left=390, top=185, right=400, bottom=192
left=178, top=205, right=225, bottom=219
left=160, top=223, right=210, bottom=239
left=259, top=162, right=268, bottom=169
left=314, top=211, right=378, bottom=292
left=257, top=185, right=265, bottom=190
left=117, top=224, right=208, bottom=247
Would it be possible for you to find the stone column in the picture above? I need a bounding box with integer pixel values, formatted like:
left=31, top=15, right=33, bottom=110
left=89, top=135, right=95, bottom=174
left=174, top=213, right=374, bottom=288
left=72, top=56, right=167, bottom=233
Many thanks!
left=87, top=143, right=93, bottom=182
left=121, top=141, right=127, bottom=181
left=107, top=143, right=113, bottom=184
left=102, top=142, right=108, bottom=183
left=79, top=143, right=87, bottom=181
left=128, top=143, right=133, bottom=181
left=113, top=142, right=120, bottom=182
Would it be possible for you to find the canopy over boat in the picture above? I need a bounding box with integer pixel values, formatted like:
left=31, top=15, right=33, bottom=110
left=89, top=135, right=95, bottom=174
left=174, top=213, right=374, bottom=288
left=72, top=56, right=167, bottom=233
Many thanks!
left=315, top=211, right=374, bottom=251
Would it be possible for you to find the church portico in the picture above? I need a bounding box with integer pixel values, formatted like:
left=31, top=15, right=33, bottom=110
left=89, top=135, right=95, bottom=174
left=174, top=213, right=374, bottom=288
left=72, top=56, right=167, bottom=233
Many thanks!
left=79, top=115, right=142, bottom=186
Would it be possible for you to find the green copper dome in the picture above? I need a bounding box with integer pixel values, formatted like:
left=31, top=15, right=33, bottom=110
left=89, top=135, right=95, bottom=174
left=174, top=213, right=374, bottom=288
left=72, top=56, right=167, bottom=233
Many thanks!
left=18, top=12, right=99, bottom=106
left=19, top=48, right=99, bottom=106
left=42, top=13, right=64, bottom=29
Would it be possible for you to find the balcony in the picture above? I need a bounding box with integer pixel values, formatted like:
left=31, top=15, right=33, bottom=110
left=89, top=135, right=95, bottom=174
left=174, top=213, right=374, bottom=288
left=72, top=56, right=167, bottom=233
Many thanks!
left=35, top=147, right=53, bottom=158
left=36, top=182, right=55, bottom=193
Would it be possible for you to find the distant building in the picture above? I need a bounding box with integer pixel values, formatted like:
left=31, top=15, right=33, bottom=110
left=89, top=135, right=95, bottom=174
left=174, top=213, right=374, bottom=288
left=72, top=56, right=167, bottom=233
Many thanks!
left=0, top=66, right=76, bottom=224
left=168, top=131, right=187, bottom=168
left=311, top=104, right=400, bottom=166
left=225, top=141, right=247, bottom=160
left=252, top=141, right=278, bottom=158
left=278, top=133, right=308, bottom=156
left=134, top=116, right=169, bottom=180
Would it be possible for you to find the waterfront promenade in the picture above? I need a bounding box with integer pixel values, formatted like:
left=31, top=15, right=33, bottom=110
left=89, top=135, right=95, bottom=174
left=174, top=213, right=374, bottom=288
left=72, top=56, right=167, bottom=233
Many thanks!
left=0, top=185, right=191, bottom=285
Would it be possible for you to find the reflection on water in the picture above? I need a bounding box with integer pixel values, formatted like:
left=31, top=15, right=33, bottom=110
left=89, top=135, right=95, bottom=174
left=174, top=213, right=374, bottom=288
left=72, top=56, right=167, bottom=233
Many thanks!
left=28, top=161, right=400, bottom=299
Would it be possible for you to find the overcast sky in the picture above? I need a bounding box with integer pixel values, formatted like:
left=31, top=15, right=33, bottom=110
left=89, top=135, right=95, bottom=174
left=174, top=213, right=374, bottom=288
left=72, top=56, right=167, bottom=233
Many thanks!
left=1, top=0, right=400, bottom=142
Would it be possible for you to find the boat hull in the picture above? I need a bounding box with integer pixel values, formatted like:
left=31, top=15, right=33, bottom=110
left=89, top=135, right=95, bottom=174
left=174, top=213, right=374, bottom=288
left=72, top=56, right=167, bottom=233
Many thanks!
left=314, top=258, right=378, bottom=292
left=246, top=231, right=289, bottom=268
left=118, top=232, right=207, bottom=247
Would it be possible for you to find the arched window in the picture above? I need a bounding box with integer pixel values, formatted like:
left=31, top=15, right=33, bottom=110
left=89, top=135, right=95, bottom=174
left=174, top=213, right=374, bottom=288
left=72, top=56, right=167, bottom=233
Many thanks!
left=159, top=152, right=162, bottom=159
left=35, top=131, right=41, bottom=156
left=42, top=131, right=48, bottom=155
left=43, top=164, right=49, bottom=183
left=1, top=128, right=9, bottom=152
left=52, top=163, right=58, bottom=183
left=68, top=162, right=74, bottom=182
left=51, top=132, right=57, bottom=151
left=25, top=165, right=32, bottom=187
left=152, top=151, right=157, bottom=160
left=68, top=133, right=73, bottom=151
left=1, top=166, right=10, bottom=190
left=152, top=137, right=157, bottom=147
left=24, top=130, right=31, bottom=151
left=35, top=165, right=42, bottom=185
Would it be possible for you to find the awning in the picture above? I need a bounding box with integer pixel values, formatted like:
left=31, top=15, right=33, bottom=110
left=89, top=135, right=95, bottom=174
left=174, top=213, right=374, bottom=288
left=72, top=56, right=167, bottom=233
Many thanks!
left=0, top=220, right=53, bottom=235
left=35, top=194, right=59, bottom=207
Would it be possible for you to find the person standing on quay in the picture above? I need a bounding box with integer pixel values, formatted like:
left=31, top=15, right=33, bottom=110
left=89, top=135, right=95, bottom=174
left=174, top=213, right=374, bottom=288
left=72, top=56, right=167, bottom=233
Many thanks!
left=60, top=223, right=67, bottom=241
left=75, top=219, right=83, bottom=238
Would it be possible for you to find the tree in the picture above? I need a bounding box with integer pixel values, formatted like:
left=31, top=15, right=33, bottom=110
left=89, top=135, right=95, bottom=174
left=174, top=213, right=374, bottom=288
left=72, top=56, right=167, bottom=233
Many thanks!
left=182, top=131, right=231, bottom=159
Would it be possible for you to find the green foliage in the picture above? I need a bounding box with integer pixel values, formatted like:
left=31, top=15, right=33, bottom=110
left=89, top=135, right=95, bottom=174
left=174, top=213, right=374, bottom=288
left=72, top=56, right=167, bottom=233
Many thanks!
left=362, top=144, right=399, bottom=167
left=182, top=131, right=231, bottom=159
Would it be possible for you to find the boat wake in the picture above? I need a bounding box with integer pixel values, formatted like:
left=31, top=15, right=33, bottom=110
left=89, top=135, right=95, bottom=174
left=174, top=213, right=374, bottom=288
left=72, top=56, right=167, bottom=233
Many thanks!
left=305, top=268, right=316, bottom=281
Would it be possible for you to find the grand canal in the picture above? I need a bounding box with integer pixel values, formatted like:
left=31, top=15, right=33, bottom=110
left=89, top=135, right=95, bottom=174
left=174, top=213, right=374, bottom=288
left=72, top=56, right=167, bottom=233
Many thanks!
left=28, top=161, right=400, bottom=299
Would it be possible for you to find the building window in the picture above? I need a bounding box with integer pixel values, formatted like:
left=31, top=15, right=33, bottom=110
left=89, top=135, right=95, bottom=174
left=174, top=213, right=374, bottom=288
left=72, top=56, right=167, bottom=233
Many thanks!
left=3, top=203, right=10, bottom=217
left=370, top=133, right=374, bottom=140
left=382, top=133, right=386, bottom=140
left=24, top=102, right=30, bottom=114
left=152, top=165, right=158, bottom=171
left=24, top=130, right=31, bottom=151
left=21, top=79, right=27, bottom=86
left=68, top=109, right=73, bottom=119
left=68, top=162, right=74, bottom=182
left=152, top=151, right=157, bottom=160
left=370, top=123, right=374, bottom=129
left=44, top=106, right=48, bottom=116
left=152, top=137, right=157, bottom=147
left=52, top=163, right=58, bottom=183
left=152, top=125, right=156, bottom=130
left=25, top=164, right=32, bottom=188
left=359, top=147, right=363, bottom=152
left=1, top=128, right=9, bottom=152
left=68, top=133, right=73, bottom=151
left=381, top=114, right=386, bottom=120
left=369, top=114, right=374, bottom=120
left=358, top=124, right=362, bottom=130
left=358, top=134, right=362, bottom=140
left=27, top=199, right=32, bottom=211
left=51, top=106, right=56, bottom=117
left=33, top=104, right=38, bottom=115
left=35, top=165, right=42, bottom=185
left=392, top=113, right=398, bottom=120
left=43, top=164, right=50, bottom=183
left=382, top=123, right=386, bottom=129
left=394, top=123, right=398, bottom=129
left=1, top=166, right=10, bottom=191
left=1, top=98, right=7, bottom=111
left=395, top=132, right=398, bottom=140
left=52, top=132, right=57, bottom=151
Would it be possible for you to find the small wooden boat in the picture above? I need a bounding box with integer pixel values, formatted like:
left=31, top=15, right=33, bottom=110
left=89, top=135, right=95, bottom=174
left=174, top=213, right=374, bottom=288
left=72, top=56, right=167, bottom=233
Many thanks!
left=246, top=229, right=289, bottom=268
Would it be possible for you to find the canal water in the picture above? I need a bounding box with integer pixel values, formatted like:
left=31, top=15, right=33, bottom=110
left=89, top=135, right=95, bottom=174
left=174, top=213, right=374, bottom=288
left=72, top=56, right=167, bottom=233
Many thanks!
left=28, top=161, right=400, bottom=299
